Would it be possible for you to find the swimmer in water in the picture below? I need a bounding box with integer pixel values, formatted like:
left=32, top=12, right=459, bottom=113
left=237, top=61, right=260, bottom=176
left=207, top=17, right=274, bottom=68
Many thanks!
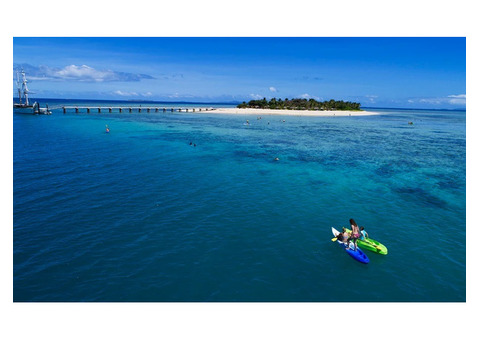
left=105, top=125, right=110, bottom=133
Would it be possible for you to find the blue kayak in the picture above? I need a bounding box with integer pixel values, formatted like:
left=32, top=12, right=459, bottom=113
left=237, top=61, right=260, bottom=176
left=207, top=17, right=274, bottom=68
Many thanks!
left=331, top=227, right=370, bottom=264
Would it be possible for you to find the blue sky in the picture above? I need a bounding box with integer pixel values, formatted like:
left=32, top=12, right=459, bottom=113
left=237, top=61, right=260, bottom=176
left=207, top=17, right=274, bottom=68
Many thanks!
left=13, top=37, right=466, bottom=109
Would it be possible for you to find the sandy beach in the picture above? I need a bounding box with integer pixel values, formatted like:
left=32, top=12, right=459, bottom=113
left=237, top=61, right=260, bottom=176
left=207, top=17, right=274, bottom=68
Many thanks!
left=202, top=108, right=378, bottom=116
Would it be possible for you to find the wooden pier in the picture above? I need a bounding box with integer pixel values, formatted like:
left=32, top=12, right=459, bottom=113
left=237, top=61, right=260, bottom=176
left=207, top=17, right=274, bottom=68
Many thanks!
left=61, top=106, right=215, bottom=114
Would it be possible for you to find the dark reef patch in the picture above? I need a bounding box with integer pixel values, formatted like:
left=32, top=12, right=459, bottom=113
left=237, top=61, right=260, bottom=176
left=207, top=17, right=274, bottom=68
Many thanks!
left=394, top=186, right=448, bottom=208
left=308, top=179, right=329, bottom=187
left=257, top=169, right=271, bottom=176
left=375, top=164, right=396, bottom=177
left=233, top=149, right=268, bottom=160
left=288, top=153, right=322, bottom=164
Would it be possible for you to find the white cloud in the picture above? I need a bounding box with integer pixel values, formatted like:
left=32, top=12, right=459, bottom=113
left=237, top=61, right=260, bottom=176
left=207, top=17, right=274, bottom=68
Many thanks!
left=365, top=95, right=378, bottom=103
left=167, top=92, right=196, bottom=99
left=410, top=94, right=466, bottom=106
left=299, top=93, right=320, bottom=100
left=112, top=90, right=154, bottom=97
left=55, top=65, right=110, bottom=82
left=447, top=94, right=466, bottom=105
left=269, top=87, right=277, bottom=92
left=14, top=63, right=154, bottom=82
left=249, top=93, right=264, bottom=100
left=113, top=90, right=139, bottom=97
left=168, top=93, right=184, bottom=98
left=448, top=99, right=466, bottom=105
left=419, top=98, right=442, bottom=104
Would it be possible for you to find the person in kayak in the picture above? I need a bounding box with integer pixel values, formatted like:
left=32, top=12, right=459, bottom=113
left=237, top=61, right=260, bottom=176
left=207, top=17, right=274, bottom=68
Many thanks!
left=360, top=226, right=369, bottom=240
left=336, top=229, right=350, bottom=244
left=348, top=218, right=361, bottom=251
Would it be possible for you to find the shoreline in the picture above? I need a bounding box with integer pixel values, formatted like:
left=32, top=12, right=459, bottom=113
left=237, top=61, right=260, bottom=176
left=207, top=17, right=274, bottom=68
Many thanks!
left=199, top=108, right=379, bottom=117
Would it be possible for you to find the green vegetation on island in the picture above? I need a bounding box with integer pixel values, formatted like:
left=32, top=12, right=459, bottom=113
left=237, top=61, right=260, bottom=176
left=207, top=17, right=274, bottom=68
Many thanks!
left=237, top=98, right=362, bottom=111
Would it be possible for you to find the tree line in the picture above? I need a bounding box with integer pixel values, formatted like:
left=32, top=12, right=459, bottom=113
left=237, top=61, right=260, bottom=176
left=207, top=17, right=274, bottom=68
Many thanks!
left=237, top=98, right=361, bottom=111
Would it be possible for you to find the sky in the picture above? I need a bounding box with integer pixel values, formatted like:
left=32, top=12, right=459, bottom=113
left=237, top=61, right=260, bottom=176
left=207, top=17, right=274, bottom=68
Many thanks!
left=13, top=37, right=466, bottom=109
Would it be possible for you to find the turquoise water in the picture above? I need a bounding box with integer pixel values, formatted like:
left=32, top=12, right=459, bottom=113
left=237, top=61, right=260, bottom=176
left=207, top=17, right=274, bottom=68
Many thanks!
left=13, top=101, right=466, bottom=301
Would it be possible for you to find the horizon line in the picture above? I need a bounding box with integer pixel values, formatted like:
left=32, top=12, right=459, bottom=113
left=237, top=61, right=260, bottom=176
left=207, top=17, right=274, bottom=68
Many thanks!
left=12, top=97, right=466, bottom=111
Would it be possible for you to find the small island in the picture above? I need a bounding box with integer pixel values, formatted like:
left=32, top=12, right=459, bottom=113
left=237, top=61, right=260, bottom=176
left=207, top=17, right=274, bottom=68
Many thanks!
left=237, top=98, right=362, bottom=111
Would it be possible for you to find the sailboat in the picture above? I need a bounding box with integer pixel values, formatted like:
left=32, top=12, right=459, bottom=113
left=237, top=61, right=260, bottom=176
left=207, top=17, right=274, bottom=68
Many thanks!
left=13, top=69, right=51, bottom=115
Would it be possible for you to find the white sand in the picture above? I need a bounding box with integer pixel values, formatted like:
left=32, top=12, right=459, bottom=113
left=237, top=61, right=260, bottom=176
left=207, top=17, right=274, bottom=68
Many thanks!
left=199, top=108, right=378, bottom=116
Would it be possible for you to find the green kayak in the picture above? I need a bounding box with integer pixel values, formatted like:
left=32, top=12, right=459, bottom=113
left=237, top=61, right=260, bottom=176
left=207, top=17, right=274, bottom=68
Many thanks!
left=344, top=228, right=388, bottom=255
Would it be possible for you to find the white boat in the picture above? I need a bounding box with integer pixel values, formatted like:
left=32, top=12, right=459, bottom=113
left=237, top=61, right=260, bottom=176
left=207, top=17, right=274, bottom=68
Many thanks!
left=13, top=69, right=51, bottom=115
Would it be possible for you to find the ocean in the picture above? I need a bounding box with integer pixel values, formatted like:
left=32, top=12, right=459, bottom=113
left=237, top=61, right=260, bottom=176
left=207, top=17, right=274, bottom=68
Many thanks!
left=13, top=99, right=466, bottom=302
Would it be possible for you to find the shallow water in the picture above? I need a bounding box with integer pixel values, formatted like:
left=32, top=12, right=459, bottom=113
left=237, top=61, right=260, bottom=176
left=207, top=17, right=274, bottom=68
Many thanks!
left=13, top=101, right=466, bottom=301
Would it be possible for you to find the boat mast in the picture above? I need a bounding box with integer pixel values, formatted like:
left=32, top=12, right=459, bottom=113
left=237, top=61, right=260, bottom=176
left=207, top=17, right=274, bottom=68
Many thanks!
left=16, top=70, right=22, bottom=104
left=20, top=69, right=29, bottom=106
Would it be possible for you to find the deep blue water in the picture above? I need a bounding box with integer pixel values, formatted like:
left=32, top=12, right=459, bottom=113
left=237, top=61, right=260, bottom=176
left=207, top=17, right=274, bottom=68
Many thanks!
left=13, top=100, right=466, bottom=302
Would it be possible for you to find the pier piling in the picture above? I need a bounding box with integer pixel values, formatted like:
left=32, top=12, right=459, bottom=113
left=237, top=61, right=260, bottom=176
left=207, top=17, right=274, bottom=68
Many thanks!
left=61, top=106, right=211, bottom=114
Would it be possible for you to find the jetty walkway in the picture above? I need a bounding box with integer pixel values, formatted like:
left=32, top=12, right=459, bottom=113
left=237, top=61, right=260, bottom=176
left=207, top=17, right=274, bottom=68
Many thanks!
left=61, top=106, right=216, bottom=114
